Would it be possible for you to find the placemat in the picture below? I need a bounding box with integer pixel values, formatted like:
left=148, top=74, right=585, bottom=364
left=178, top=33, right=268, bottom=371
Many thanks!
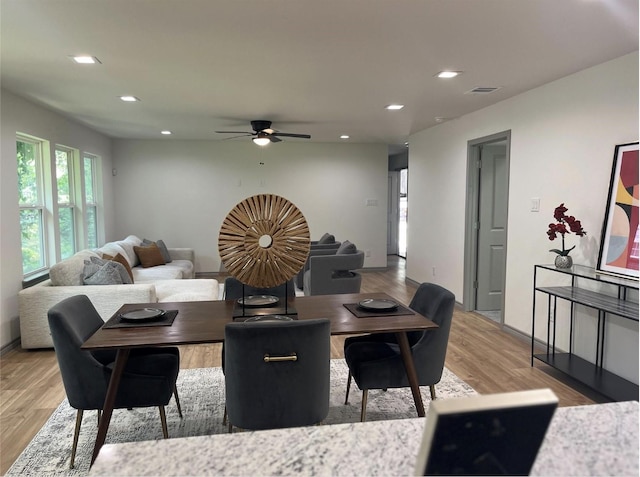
left=343, top=303, right=416, bottom=318
left=103, top=309, right=178, bottom=329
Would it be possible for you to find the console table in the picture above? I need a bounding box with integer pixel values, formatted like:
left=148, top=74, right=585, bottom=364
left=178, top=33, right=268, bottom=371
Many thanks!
left=531, top=264, right=638, bottom=401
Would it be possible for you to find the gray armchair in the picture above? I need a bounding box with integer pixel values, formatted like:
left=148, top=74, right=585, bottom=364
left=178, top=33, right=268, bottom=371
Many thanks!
left=47, top=295, right=182, bottom=468
left=224, top=318, right=330, bottom=431
left=303, top=240, right=364, bottom=295
left=295, top=233, right=342, bottom=289
left=343, top=282, right=455, bottom=421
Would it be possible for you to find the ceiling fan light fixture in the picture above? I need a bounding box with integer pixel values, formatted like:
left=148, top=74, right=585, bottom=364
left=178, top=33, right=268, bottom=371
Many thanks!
left=253, top=134, right=271, bottom=146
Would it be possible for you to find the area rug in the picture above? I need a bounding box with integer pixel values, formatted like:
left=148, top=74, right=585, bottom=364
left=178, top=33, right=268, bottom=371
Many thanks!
left=7, top=359, right=476, bottom=476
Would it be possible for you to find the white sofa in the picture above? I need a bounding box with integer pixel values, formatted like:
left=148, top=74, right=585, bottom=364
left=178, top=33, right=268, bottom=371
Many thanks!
left=18, top=235, right=219, bottom=349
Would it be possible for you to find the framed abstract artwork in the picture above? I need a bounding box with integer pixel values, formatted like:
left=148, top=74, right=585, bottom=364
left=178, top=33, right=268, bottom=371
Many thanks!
left=597, top=142, right=639, bottom=278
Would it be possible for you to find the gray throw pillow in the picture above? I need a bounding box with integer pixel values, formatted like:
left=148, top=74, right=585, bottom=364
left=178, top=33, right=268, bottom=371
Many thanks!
left=84, top=258, right=132, bottom=285
left=83, top=261, right=125, bottom=285
left=142, top=238, right=172, bottom=263
left=337, top=240, right=357, bottom=254
left=317, top=233, right=335, bottom=244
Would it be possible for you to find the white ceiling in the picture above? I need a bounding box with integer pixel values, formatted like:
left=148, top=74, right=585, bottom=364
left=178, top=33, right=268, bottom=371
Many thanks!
left=1, top=0, right=638, bottom=150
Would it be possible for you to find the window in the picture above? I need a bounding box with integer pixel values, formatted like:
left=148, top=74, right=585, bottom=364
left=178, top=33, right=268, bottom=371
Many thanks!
left=17, top=137, right=47, bottom=276
left=17, top=133, right=103, bottom=279
left=55, top=147, right=76, bottom=259
left=83, top=154, right=99, bottom=249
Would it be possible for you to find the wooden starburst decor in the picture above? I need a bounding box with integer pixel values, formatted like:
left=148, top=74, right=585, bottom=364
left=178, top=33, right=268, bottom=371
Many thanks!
left=218, top=194, right=310, bottom=288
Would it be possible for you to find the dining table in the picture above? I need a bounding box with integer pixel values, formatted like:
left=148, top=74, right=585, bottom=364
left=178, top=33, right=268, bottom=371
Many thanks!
left=81, top=292, right=438, bottom=465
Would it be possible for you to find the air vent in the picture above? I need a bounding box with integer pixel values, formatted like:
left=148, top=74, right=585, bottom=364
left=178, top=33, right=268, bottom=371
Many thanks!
left=465, top=86, right=501, bottom=94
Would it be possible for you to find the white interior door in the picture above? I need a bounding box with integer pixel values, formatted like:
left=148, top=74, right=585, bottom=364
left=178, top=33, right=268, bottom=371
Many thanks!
left=475, top=144, right=508, bottom=311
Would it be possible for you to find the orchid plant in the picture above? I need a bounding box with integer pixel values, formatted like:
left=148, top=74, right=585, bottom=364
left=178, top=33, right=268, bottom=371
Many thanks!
left=547, top=203, right=587, bottom=256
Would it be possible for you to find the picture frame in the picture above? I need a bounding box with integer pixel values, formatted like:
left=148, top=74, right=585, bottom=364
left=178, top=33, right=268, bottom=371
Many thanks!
left=596, top=142, right=639, bottom=279
left=413, top=389, right=558, bottom=476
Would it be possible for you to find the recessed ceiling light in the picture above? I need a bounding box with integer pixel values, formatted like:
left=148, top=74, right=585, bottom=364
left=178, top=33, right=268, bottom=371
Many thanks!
left=385, top=104, right=404, bottom=110
left=435, top=117, right=446, bottom=122
left=70, top=55, right=101, bottom=64
left=436, top=71, right=462, bottom=79
left=161, top=130, right=172, bottom=135
left=340, top=135, right=350, bottom=139
left=119, top=96, right=140, bottom=102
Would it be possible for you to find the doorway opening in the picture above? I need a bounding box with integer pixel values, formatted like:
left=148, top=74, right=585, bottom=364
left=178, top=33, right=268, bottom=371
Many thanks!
left=398, top=168, right=408, bottom=258
left=463, top=131, right=511, bottom=325
left=387, top=168, right=408, bottom=258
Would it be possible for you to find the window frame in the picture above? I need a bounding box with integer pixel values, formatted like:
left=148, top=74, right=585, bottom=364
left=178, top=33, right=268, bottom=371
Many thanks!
left=17, top=133, right=104, bottom=281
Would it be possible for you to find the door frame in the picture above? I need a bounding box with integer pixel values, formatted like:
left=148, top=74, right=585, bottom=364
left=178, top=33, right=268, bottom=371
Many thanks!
left=463, top=130, right=511, bottom=313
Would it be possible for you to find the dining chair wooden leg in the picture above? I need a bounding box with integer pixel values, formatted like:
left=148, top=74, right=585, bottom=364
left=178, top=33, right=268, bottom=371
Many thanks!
left=70, top=409, right=83, bottom=469
left=429, top=385, right=436, bottom=400
left=360, top=389, right=368, bottom=422
left=228, top=421, right=233, bottom=433
left=174, top=385, right=183, bottom=418
left=97, top=409, right=101, bottom=425
left=345, top=371, right=352, bottom=405
left=223, top=405, right=227, bottom=425
left=159, top=406, right=169, bottom=438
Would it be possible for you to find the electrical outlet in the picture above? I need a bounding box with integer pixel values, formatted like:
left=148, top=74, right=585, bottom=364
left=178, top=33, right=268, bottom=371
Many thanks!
left=365, top=250, right=371, bottom=257
left=432, top=266, right=436, bottom=277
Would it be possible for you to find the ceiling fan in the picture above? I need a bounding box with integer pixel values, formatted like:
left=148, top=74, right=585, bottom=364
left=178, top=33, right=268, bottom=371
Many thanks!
left=215, top=120, right=311, bottom=145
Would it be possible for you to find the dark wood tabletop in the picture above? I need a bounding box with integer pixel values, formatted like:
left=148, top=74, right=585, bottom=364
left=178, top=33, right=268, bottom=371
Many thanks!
left=82, top=292, right=438, bottom=351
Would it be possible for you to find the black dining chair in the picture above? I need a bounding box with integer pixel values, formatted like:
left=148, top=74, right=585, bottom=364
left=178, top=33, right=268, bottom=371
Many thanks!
left=47, top=295, right=182, bottom=468
left=343, top=282, right=455, bottom=421
left=224, top=318, right=330, bottom=431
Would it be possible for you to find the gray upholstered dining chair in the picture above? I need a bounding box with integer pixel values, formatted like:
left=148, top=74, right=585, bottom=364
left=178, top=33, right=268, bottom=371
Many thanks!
left=224, top=318, right=330, bottom=432
left=343, top=282, right=455, bottom=421
left=303, top=240, right=364, bottom=296
left=47, top=295, right=182, bottom=468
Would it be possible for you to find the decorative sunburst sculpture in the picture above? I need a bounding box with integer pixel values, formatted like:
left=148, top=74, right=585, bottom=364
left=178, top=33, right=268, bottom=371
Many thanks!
left=218, top=194, right=310, bottom=288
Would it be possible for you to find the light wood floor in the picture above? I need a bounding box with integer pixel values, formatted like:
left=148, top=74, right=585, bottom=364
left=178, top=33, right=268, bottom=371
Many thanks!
left=0, top=256, right=599, bottom=475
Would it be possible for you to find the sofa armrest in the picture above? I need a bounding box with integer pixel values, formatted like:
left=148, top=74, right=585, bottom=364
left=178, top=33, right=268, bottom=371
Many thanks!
left=308, top=251, right=365, bottom=277
left=168, top=248, right=194, bottom=262
left=18, top=280, right=157, bottom=349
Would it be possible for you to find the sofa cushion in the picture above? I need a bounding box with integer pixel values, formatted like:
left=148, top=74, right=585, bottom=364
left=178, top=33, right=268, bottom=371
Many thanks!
left=142, top=238, right=172, bottom=263
left=99, top=242, right=129, bottom=263
left=119, top=235, right=143, bottom=267
left=154, top=279, right=219, bottom=302
left=132, top=266, right=183, bottom=282
left=102, top=253, right=135, bottom=282
left=50, top=249, right=101, bottom=286
left=337, top=240, right=357, bottom=254
left=134, top=244, right=166, bottom=268
left=317, top=233, right=335, bottom=244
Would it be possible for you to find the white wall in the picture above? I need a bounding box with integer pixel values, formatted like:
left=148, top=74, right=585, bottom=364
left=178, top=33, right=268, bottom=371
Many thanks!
left=111, top=140, right=388, bottom=273
left=0, top=89, right=114, bottom=348
left=407, top=52, right=639, bottom=383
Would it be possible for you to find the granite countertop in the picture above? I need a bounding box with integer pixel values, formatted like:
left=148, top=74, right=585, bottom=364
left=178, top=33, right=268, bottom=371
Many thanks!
left=90, top=401, right=638, bottom=476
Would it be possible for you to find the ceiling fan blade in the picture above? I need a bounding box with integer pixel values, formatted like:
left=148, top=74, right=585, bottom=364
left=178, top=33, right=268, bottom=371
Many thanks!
left=271, top=132, right=311, bottom=139
left=269, top=135, right=282, bottom=143
left=220, top=134, right=252, bottom=140
left=215, top=130, right=253, bottom=134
